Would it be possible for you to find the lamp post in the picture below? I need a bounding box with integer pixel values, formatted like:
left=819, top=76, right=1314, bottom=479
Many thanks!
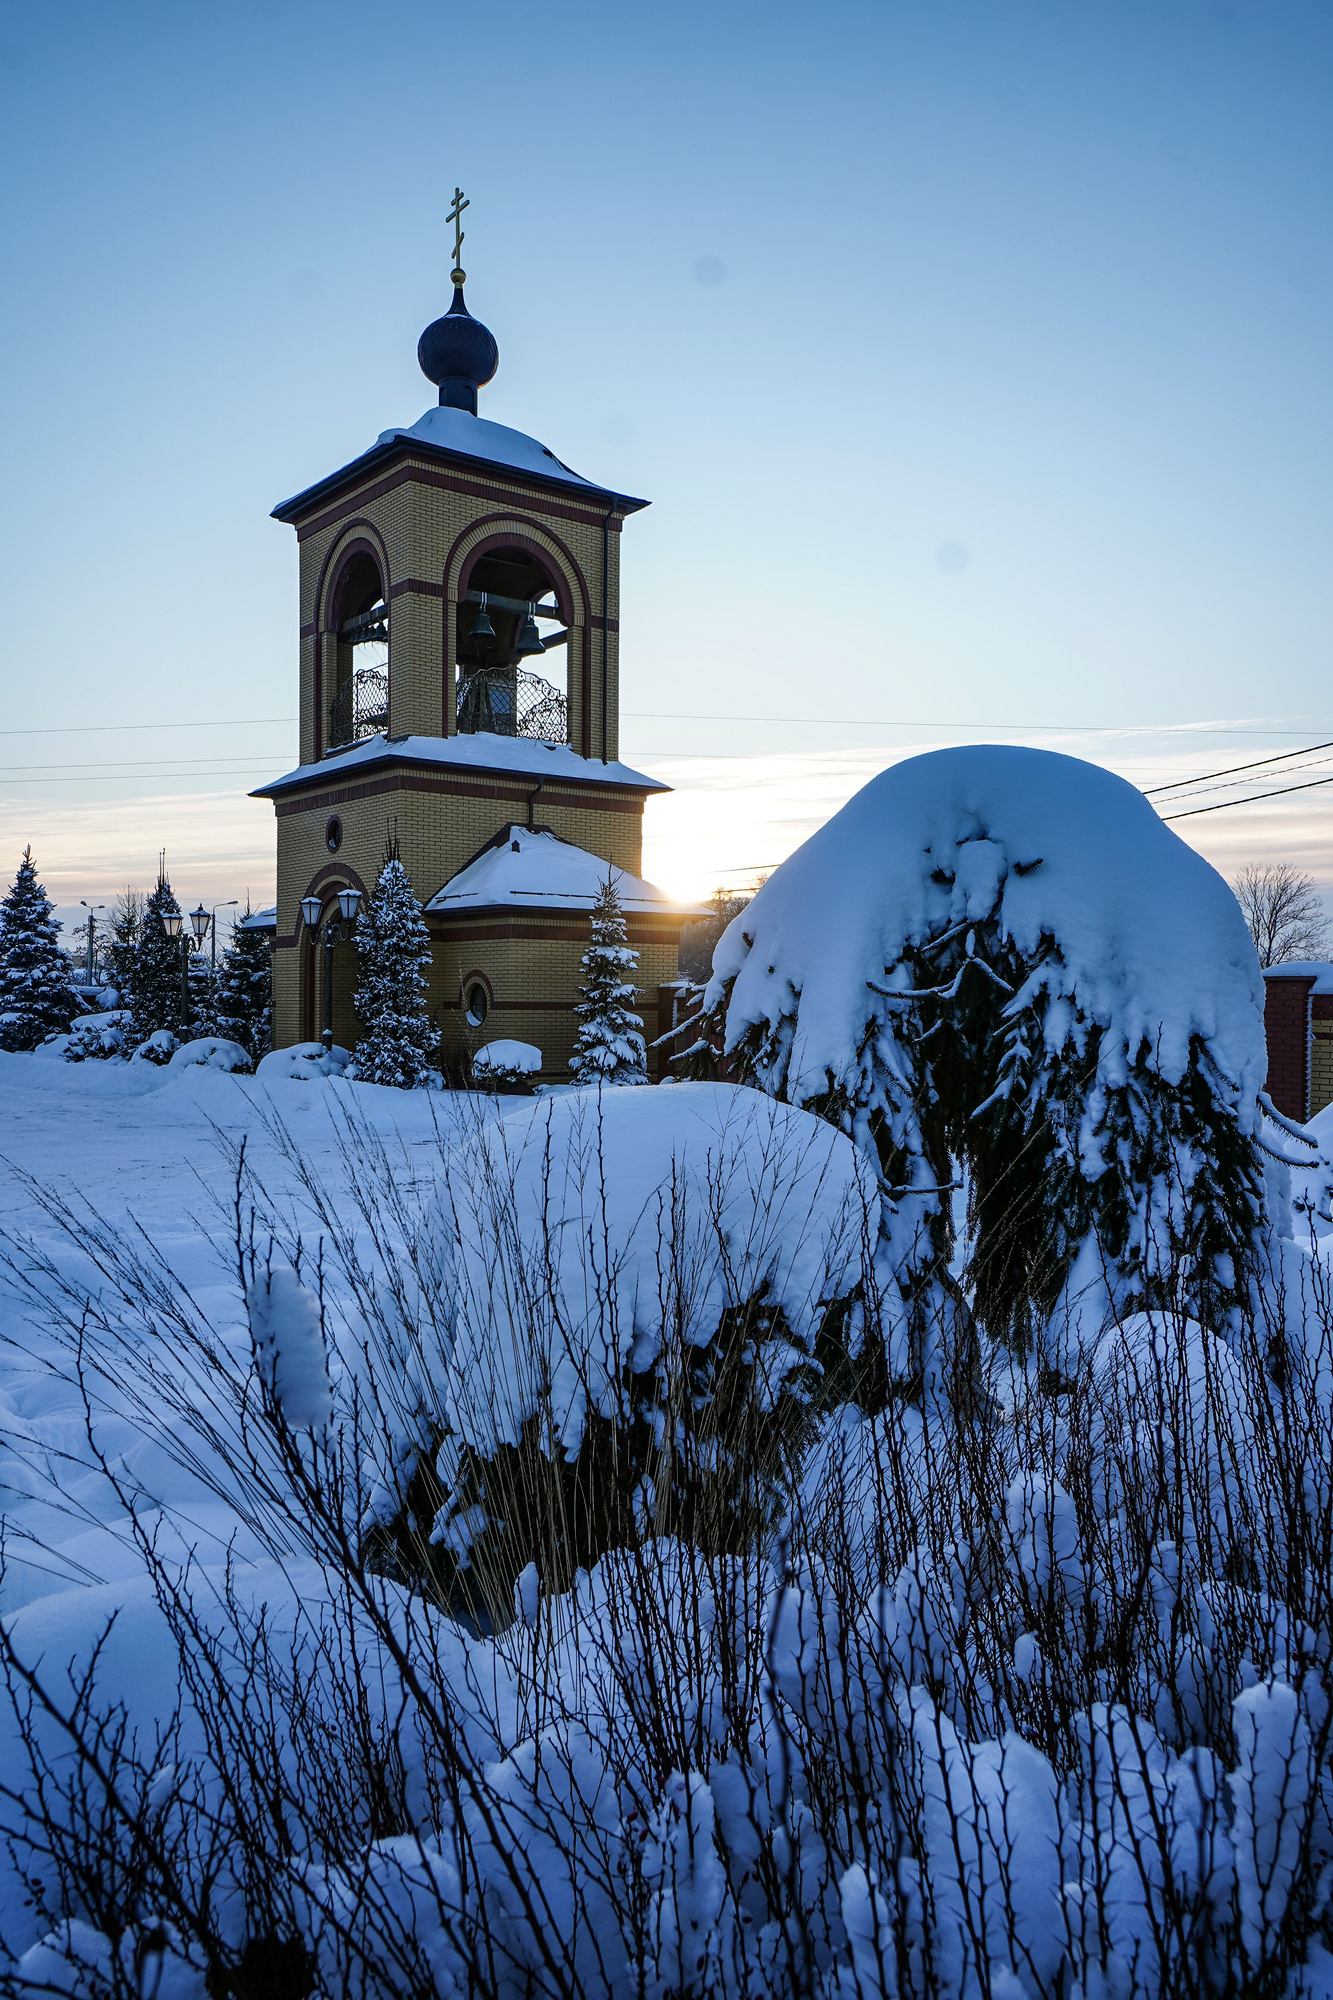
left=79, top=901, right=107, bottom=987
left=209, top=900, right=238, bottom=971
left=161, top=909, right=190, bottom=1027
left=299, top=889, right=361, bottom=1051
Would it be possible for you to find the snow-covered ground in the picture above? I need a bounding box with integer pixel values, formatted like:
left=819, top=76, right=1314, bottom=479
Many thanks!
left=5, top=868, right=1333, bottom=1993
left=0, top=1055, right=495, bottom=1618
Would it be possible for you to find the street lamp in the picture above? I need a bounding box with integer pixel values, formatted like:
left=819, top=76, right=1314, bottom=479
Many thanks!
left=160, top=908, right=191, bottom=1025
left=79, top=900, right=107, bottom=987
left=297, top=889, right=362, bottom=1051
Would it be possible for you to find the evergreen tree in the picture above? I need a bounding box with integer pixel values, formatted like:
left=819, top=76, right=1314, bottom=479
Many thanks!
left=107, top=886, right=144, bottom=1007
left=0, top=847, right=78, bottom=1052
left=215, top=907, right=273, bottom=1061
left=128, top=865, right=190, bottom=1047
left=348, top=856, right=438, bottom=1087
left=570, top=874, right=648, bottom=1086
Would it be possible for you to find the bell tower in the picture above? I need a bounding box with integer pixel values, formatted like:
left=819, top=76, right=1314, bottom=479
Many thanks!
left=253, top=194, right=693, bottom=1073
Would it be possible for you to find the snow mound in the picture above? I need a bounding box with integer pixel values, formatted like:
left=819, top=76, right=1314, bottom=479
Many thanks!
left=167, top=1036, right=253, bottom=1075
left=433, top=1081, right=875, bottom=1458
left=130, top=1028, right=180, bottom=1066
left=707, top=746, right=1265, bottom=1110
left=472, top=1039, right=542, bottom=1075
left=256, top=1041, right=351, bottom=1083
left=246, top=1263, right=332, bottom=1428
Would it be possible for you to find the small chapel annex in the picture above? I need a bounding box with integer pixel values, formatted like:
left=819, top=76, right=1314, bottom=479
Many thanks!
left=252, top=195, right=694, bottom=1079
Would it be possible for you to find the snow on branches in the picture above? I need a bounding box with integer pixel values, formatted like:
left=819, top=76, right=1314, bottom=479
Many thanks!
left=570, top=873, right=648, bottom=1087
left=348, top=857, right=439, bottom=1089
left=0, top=846, right=77, bottom=1052
left=699, top=746, right=1270, bottom=1364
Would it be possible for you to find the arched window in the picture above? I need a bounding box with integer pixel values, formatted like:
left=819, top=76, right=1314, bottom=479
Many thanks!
left=456, top=543, right=568, bottom=743
left=328, top=551, right=388, bottom=749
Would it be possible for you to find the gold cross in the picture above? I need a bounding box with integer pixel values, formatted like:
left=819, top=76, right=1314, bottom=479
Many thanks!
left=447, top=186, right=469, bottom=285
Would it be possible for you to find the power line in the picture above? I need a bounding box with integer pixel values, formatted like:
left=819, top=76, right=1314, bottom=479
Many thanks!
left=7, top=711, right=1330, bottom=741
left=1145, top=738, right=1333, bottom=797
left=1150, top=752, right=1333, bottom=807
left=625, top=713, right=1330, bottom=737
left=0, top=769, right=280, bottom=786
left=0, top=718, right=296, bottom=738
left=1162, top=774, right=1333, bottom=820
left=0, top=756, right=293, bottom=776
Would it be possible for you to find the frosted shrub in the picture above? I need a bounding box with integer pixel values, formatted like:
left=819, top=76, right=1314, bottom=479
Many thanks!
left=369, top=1084, right=873, bottom=1622
left=2, top=1098, right=1333, bottom=1997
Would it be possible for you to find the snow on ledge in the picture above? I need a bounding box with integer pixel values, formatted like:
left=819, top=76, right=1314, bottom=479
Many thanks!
left=426, top=824, right=702, bottom=918
left=251, top=734, right=668, bottom=800
left=1262, top=960, right=1333, bottom=993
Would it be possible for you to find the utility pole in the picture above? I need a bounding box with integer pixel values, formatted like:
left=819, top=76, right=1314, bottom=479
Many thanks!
left=79, top=901, right=107, bottom=987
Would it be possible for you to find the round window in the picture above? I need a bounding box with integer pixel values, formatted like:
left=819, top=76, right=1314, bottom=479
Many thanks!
left=325, top=815, right=343, bottom=853
left=466, top=983, right=489, bottom=1027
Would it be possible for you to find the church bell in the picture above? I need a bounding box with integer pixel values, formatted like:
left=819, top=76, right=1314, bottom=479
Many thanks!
left=513, top=605, right=546, bottom=656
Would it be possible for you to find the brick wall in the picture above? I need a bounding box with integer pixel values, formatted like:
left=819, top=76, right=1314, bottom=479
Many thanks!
left=1263, top=973, right=1315, bottom=1122
left=1312, top=993, right=1333, bottom=1116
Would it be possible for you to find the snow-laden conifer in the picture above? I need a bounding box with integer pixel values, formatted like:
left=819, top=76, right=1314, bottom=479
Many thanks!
left=214, top=908, right=273, bottom=1062
left=570, top=873, right=648, bottom=1086
left=348, top=856, right=438, bottom=1088
left=127, top=865, right=190, bottom=1047
left=106, top=886, right=143, bottom=1008
left=699, top=745, right=1271, bottom=1372
left=0, top=846, right=77, bottom=1051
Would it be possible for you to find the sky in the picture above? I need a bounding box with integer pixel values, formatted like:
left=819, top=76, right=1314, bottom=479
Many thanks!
left=1, top=0, right=1331, bottom=936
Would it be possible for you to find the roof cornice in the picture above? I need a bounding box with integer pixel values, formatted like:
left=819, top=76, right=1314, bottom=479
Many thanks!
left=272, top=430, right=650, bottom=527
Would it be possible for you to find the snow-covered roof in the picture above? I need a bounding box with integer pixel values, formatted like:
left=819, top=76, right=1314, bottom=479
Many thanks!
left=425, top=825, right=703, bottom=919
left=238, top=906, right=277, bottom=932
left=1262, top=961, right=1333, bottom=993
left=272, top=404, right=648, bottom=522
left=251, top=734, right=668, bottom=800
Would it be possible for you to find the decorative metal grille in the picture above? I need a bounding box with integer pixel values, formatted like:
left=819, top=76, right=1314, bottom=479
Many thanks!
left=456, top=666, right=568, bottom=744
left=329, top=667, right=389, bottom=748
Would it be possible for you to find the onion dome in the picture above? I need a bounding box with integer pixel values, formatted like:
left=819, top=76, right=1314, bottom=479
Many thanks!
left=418, top=282, right=499, bottom=416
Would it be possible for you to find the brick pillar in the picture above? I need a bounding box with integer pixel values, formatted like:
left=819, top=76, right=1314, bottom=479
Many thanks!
left=1263, top=973, right=1315, bottom=1122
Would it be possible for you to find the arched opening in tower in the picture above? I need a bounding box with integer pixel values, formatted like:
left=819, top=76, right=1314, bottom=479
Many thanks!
left=329, top=552, right=388, bottom=749
left=456, top=545, right=569, bottom=743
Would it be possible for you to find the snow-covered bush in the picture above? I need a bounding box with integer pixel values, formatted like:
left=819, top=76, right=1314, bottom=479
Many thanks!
left=61, top=1009, right=129, bottom=1062
left=698, top=746, right=1270, bottom=1375
left=131, top=1027, right=181, bottom=1065
left=373, top=1084, right=874, bottom=1619
left=471, top=1038, right=542, bottom=1091
left=256, top=1040, right=350, bottom=1082
left=167, top=1035, right=253, bottom=1074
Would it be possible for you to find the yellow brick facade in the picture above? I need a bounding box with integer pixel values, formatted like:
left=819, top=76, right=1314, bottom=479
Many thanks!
left=261, top=405, right=682, bottom=1077
left=1312, top=1020, right=1333, bottom=1117
left=293, top=457, right=622, bottom=768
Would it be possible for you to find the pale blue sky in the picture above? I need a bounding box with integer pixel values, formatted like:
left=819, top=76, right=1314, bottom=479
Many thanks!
left=1, top=0, right=1330, bottom=916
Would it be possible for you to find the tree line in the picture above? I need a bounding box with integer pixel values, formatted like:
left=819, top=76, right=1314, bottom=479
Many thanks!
left=0, top=848, right=271, bottom=1064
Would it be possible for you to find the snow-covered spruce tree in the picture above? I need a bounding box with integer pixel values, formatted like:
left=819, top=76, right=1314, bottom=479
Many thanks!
left=127, top=866, right=189, bottom=1048
left=214, top=908, right=272, bottom=1062
left=0, top=847, right=78, bottom=1051
left=106, top=885, right=143, bottom=1006
left=347, top=855, right=438, bottom=1087
left=570, top=872, right=648, bottom=1086
left=699, top=746, right=1272, bottom=1379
